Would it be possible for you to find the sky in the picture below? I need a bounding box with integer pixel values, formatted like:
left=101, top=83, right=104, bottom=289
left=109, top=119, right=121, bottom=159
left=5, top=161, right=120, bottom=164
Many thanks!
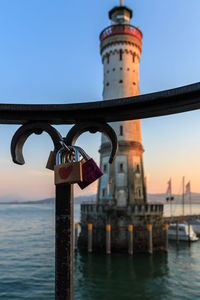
left=0, top=0, right=200, bottom=201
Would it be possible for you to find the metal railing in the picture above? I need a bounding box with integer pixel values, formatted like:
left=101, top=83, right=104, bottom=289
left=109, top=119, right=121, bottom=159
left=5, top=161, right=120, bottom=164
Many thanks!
left=100, top=24, right=143, bottom=41
left=1, top=82, right=200, bottom=299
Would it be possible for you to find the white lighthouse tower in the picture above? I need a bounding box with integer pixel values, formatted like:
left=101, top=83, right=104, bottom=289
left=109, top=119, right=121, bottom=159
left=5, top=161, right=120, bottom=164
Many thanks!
left=78, top=2, right=164, bottom=253
left=97, top=2, right=146, bottom=206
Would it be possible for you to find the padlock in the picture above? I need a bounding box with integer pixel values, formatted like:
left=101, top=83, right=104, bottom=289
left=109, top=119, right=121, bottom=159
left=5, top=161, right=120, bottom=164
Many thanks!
left=74, top=146, right=103, bottom=190
left=54, top=146, right=83, bottom=185
left=46, top=141, right=71, bottom=171
left=46, top=151, right=56, bottom=171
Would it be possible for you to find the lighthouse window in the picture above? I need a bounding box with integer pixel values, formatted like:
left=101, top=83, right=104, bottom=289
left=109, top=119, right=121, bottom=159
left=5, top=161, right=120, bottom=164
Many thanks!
left=136, top=165, right=140, bottom=173
left=137, top=188, right=141, bottom=198
left=113, top=68, right=115, bottom=71
left=133, top=53, right=135, bottom=62
left=133, top=82, right=136, bottom=85
left=106, top=82, right=109, bottom=86
left=119, top=49, right=123, bottom=61
left=119, top=80, right=123, bottom=83
left=119, top=163, right=124, bottom=173
left=102, top=188, right=106, bottom=197
left=120, top=125, right=123, bottom=136
left=107, top=54, right=110, bottom=64
left=103, top=164, right=107, bottom=173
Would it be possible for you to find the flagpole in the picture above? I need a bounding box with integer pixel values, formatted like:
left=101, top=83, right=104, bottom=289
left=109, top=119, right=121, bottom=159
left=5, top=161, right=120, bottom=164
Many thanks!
left=182, top=176, right=185, bottom=216
left=189, top=181, right=192, bottom=215
left=170, top=178, right=172, bottom=217
left=166, top=178, right=173, bottom=217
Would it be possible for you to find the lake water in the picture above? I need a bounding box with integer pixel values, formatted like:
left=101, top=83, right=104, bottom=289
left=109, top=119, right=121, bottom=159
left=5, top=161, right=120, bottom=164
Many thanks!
left=0, top=204, right=200, bottom=299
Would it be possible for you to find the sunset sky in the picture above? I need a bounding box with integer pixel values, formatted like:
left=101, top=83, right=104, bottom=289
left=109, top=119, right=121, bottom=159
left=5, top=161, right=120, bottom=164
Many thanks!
left=0, top=0, right=200, bottom=201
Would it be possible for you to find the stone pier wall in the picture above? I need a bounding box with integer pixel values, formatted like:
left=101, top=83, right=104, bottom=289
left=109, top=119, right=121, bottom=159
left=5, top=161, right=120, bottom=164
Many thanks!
left=78, top=203, right=164, bottom=253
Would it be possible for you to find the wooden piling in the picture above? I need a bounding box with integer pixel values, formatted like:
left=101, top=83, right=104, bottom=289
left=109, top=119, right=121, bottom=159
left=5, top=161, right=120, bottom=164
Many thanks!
left=128, top=225, right=134, bottom=255
left=164, top=224, right=168, bottom=252
left=88, top=224, right=93, bottom=253
left=176, top=221, right=179, bottom=244
left=106, top=224, right=111, bottom=254
left=147, top=224, right=153, bottom=255
left=75, top=223, right=78, bottom=253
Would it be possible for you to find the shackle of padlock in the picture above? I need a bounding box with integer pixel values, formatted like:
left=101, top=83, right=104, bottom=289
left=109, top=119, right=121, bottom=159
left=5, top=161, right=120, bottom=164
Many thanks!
left=56, top=144, right=80, bottom=165
left=56, top=146, right=75, bottom=165
left=58, top=141, right=79, bottom=163
left=56, top=147, right=69, bottom=165
left=71, top=146, right=89, bottom=162
left=67, top=145, right=79, bottom=162
left=59, top=140, right=71, bottom=153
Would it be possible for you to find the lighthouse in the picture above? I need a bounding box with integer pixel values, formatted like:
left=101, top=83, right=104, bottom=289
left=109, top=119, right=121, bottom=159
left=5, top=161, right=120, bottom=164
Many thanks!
left=78, top=2, right=164, bottom=253
left=97, top=2, right=146, bottom=206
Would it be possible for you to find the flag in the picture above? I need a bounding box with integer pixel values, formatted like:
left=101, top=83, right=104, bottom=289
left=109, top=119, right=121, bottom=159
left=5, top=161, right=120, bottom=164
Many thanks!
left=166, top=178, right=171, bottom=194
left=185, top=181, right=191, bottom=195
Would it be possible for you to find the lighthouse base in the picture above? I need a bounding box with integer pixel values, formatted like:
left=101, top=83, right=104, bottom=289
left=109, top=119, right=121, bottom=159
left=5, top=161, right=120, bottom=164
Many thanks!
left=78, top=203, right=165, bottom=253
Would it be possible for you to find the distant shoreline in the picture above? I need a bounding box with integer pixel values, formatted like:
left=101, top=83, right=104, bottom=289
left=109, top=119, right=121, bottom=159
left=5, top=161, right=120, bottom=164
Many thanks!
left=1, top=193, right=200, bottom=205
left=0, top=195, right=96, bottom=205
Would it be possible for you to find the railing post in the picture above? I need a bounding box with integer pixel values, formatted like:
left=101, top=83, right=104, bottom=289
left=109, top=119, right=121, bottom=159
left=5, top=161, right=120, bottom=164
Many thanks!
left=55, top=184, right=73, bottom=300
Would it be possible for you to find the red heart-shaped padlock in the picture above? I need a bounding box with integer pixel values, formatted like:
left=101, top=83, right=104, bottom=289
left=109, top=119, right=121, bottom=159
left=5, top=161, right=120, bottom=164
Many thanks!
left=59, top=165, right=73, bottom=179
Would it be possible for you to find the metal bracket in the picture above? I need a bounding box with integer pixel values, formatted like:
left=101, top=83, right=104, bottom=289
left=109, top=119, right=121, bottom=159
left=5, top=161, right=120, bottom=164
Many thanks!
left=64, top=122, right=118, bottom=163
left=11, top=122, right=62, bottom=165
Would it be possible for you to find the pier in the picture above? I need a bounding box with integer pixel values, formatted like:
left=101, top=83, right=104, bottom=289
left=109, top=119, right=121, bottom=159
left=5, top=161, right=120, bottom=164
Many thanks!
left=77, top=208, right=200, bottom=255
left=78, top=202, right=164, bottom=253
left=164, top=214, right=200, bottom=224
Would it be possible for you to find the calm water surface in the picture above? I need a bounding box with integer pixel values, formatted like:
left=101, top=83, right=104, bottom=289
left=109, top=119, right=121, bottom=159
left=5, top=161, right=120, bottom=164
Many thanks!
left=0, top=204, right=200, bottom=299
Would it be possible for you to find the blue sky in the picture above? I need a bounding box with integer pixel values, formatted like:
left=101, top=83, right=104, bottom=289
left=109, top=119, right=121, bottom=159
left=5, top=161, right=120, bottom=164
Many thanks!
left=0, top=0, right=200, bottom=201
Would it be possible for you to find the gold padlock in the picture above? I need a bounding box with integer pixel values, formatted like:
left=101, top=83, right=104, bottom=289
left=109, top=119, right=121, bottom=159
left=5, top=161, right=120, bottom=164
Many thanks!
left=54, top=146, right=83, bottom=185
left=46, top=151, right=56, bottom=171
